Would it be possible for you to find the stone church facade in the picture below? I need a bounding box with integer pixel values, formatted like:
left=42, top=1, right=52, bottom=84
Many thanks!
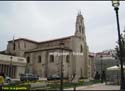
left=5, top=13, right=89, bottom=80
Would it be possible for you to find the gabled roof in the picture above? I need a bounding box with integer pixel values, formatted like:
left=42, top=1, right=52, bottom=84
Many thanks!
left=25, top=46, right=72, bottom=53
left=8, top=35, right=74, bottom=44
left=8, top=38, right=39, bottom=44
left=38, top=35, right=74, bottom=44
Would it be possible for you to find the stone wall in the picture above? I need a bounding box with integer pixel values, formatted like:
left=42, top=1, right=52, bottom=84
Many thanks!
left=6, top=40, right=38, bottom=57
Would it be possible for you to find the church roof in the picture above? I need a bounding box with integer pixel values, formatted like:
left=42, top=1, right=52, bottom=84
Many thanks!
left=8, top=35, right=74, bottom=44
left=8, top=38, right=39, bottom=44
left=25, top=46, right=72, bottom=53
left=38, top=35, right=74, bottom=44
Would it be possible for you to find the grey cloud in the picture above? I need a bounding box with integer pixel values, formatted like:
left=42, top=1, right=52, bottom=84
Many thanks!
left=0, top=1, right=125, bottom=52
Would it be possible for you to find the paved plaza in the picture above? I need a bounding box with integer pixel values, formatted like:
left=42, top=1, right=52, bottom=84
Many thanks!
left=65, top=83, right=120, bottom=90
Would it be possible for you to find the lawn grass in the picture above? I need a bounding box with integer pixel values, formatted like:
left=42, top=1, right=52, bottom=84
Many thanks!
left=47, top=79, right=101, bottom=90
left=4, top=79, right=101, bottom=90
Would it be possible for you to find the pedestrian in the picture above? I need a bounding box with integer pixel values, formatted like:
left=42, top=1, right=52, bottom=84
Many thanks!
left=94, top=71, right=100, bottom=80
left=97, top=73, right=100, bottom=80
left=94, top=71, right=98, bottom=80
left=101, top=71, right=106, bottom=83
left=0, top=72, right=5, bottom=90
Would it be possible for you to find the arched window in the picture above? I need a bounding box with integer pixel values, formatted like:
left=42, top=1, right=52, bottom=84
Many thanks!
left=79, top=26, right=81, bottom=33
left=82, top=27, right=84, bottom=33
left=80, top=45, right=83, bottom=53
left=27, top=56, right=30, bottom=63
left=50, top=55, right=54, bottom=63
left=66, top=55, right=70, bottom=63
left=38, top=56, right=41, bottom=63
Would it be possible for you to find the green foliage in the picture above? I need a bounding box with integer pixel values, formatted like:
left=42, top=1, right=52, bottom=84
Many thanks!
left=4, top=80, right=101, bottom=90
left=47, top=80, right=101, bottom=90
left=115, top=30, right=125, bottom=61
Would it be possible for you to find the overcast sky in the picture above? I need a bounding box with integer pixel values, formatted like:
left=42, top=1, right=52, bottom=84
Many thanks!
left=0, top=1, right=125, bottom=53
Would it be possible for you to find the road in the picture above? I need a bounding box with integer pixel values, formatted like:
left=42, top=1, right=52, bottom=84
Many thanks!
left=65, top=83, right=120, bottom=90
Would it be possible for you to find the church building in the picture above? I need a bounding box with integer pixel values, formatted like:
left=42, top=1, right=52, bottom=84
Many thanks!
left=5, top=12, right=90, bottom=80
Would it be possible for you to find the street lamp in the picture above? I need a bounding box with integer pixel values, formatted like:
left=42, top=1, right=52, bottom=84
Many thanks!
left=112, top=0, right=125, bottom=90
left=9, top=56, right=13, bottom=78
left=100, top=55, right=103, bottom=83
left=60, top=42, right=64, bottom=91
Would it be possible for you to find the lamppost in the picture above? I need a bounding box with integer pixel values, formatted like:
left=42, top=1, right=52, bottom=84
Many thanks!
left=100, top=55, right=103, bottom=83
left=9, top=56, right=13, bottom=77
left=112, top=0, right=125, bottom=90
left=60, top=42, right=64, bottom=91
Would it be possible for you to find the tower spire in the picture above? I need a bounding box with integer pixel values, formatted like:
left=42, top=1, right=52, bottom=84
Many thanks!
left=75, top=11, right=85, bottom=39
left=78, top=10, right=81, bottom=15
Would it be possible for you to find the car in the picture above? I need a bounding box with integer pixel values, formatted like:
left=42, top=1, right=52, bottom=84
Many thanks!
left=5, top=76, right=11, bottom=83
left=3, top=76, right=12, bottom=85
left=47, top=75, right=60, bottom=80
left=20, top=73, right=39, bottom=81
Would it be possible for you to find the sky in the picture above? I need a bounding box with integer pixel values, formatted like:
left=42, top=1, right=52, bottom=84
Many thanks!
left=0, top=1, right=125, bottom=53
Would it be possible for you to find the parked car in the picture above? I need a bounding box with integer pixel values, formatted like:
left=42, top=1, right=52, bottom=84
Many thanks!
left=3, top=76, right=12, bottom=85
left=5, top=76, right=11, bottom=83
left=47, top=75, right=60, bottom=80
left=20, top=73, right=39, bottom=81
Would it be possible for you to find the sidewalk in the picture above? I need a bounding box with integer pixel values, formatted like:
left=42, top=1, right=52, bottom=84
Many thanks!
left=65, top=83, right=120, bottom=90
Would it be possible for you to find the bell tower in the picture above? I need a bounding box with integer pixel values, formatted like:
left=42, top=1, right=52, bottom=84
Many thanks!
left=75, top=11, right=86, bottom=40
left=74, top=11, right=89, bottom=78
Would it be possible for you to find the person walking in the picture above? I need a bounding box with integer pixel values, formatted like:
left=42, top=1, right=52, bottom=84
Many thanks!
left=0, top=72, right=5, bottom=90
left=94, top=71, right=100, bottom=80
left=101, top=71, right=106, bottom=83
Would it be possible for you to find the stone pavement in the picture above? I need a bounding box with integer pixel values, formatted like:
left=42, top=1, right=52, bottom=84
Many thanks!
left=65, top=83, right=120, bottom=90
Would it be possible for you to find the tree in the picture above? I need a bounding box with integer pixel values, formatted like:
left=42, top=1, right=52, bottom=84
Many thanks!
left=115, top=30, right=125, bottom=62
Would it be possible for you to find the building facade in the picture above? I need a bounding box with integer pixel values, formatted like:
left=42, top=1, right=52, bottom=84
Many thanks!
left=0, top=54, right=26, bottom=78
left=5, top=13, right=89, bottom=80
left=94, top=49, right=119, bottom=80
left=95, top=49, right=118, bottom=73
left=88, top=52, right=96, bottom=79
